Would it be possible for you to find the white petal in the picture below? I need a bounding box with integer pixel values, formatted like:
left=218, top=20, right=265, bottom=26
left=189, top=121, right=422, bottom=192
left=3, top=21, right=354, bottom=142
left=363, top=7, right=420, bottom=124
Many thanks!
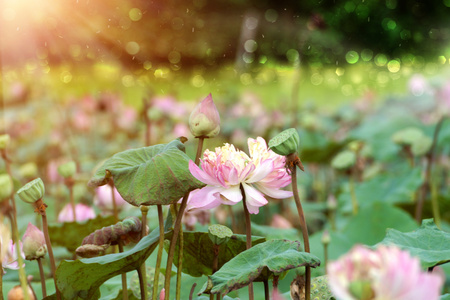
left=254, top=182, right=293, bottom=199
left=219, top=185, right=243, bottom=204
left=242, top=183, right=268, bottom=214
left=246, top=160, right=273, bottom=183
left=186, top=187, right=222, bottom=211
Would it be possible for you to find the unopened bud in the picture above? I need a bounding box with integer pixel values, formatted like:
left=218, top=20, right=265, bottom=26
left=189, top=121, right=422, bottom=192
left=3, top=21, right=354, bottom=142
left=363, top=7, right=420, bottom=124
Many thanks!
left=321, top=230, right=331, bottom=245
left=0, top=134, right=10, bottom=150
left=189, top=94, right=220, bottom=138
left=22, top=223, right=47, bottom=260
left=268, top=128, right=300, bottom=156
left=0, top=174, right=13, bottom=202
left=57, top=161, right=76, bottom=178
left=17, top=178, right=45, bottom=203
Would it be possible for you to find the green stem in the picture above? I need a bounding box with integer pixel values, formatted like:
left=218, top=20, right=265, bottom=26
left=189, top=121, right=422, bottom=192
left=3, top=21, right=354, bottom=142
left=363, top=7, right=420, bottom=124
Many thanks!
left=137, top=267, right=146, bottom=300
left=40, top=202, right=61, bottom=300
left=118, top=241, right=128, bottom=300
left=37, top=258, right=47, bottom=298
left=176, top=223, right=183, bottom=300
left=68, top=179, right=76, bottom=222
left=153, top=205, right=165, bottom=300
left=240, top=184, right=254, bottom=300
left=164, top=137, right=204, bottom=300
left=323, top=244, right=328, bottom=271
left=430, top=179, right=441, bottom=228
left=140, top=205, right=149, bottom=300
left=349, top=174, right=358, bottom=215
left=1, top=149, right=29, bottom=300
left=290, top=161, right=311, bottom=300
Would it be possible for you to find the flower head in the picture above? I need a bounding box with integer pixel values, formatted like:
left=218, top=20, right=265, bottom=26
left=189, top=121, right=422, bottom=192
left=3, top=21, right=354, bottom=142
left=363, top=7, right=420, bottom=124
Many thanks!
left=187, top=137, right=292, bottom=214
left=17, top=177, right=45, bottom=204
left=327, top=245, right=444, bottom=300
left=58, top=203, right=96, bottom=223
left=22, top=223, right=47, bottom=260
left=189, top=94, right=220, bottom=138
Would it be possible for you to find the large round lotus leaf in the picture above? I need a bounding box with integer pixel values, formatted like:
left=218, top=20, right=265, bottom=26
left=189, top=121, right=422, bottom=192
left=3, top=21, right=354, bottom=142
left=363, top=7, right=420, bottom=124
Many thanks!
left=391, top=127, right=424, bottom=145
left=88, top=139, right=205, bottom=206
left=411, top=135, right=432, bottom=156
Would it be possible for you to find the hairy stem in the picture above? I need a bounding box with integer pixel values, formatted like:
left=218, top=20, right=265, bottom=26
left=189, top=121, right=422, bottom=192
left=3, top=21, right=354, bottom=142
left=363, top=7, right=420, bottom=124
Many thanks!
left=153, top=205, right=165, bottom=300
left=240, top=183, right=254, bottom=300
left=164, top=137, right=204, bottom=300
left=118, top=241, right=128, bottom=300
left=291, top=162, right=311, bottom=300
left=37, top=258, right=47, bottom=298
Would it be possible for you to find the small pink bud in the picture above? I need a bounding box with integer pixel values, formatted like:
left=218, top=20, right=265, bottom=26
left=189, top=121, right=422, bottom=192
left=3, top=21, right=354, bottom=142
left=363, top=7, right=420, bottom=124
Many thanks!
left=94, top=185, right=128, bottom=213
left=188, top=94, right=220, bottom=138
left=58, top=203, right=96, bottom=223
left=22, top=223, right=47, bottom=260
left=159, top=288, right=165, bottom=300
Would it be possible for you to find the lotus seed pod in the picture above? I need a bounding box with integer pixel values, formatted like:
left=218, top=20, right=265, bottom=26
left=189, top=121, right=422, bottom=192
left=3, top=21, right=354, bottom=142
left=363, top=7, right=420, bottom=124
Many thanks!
left=130, top=266, right=165, bottom=299
left=208, top=224, right=233, bottom=246
left=189, top=94, right=221, bottom=138
left=321, top=230, right=331, bottom=245
left=331, top=150, right=356, bottom=170
left=348, top=140, right=363, bottom=152
left=0, top=174, right=13, bottom=202
left=268, top=128, right=300, bottom=156
left=310, top=275, right=334, bottom=300
left=411, top=135, right=432, bottom=156
left=57, top=161, right=76, bottom=178
left=7, top=285, right=36, bottom=300
left=22, top=223, right=47, bottom=260
left=391, top=127, right=424, bottom=146
left=17, top=178, right=45, bottom=203
left=0, top=134, right=10, bottom=150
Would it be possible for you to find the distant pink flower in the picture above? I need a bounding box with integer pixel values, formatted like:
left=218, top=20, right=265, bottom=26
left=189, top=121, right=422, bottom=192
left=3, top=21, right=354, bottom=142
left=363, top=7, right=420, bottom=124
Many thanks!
left=327, top=245, right=444, bottom=300
left=408, top=74, right=429, bottom=97
left=94, top=185, right=129, bottom=213
left=152, top=96, right=188, bottom=119
left=1, top=228, right=24, bottom=274
left=58, top=203, right=96, bottom=223
left=187, top=137, right=292, bottom=214
left=117, top=106, right=138, bottom=130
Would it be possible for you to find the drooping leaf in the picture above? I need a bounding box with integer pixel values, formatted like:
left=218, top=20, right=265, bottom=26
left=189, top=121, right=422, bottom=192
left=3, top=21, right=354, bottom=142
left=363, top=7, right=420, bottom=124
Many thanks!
left=88, top=139, right=205, bottom=206
left=377, top=219, right=450, bottom=268
left=49, top=215, right=116, bottom=253
left=164, top=231, right=265, bottom=277
left=200, top=239, right=320, bottom=295
left=55, top=225, right=170, bottom=299
left=338, top=168, right=423, bottom=212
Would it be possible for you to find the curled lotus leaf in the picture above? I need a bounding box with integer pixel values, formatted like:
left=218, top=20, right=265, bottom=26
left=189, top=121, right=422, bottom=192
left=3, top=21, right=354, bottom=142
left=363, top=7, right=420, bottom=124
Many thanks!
left=88, top=138, right=205, bottom=206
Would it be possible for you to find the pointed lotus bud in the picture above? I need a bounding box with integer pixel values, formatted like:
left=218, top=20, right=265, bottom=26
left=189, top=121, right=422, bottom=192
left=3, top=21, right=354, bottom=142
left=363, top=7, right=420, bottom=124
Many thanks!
left=269, top=128, right=300, bottom=156
left=57, top=161, right=76, bottom=179
left=17, top=178, right=45, bottom=204
left=188, top=94, right=220, bottom=138
left=0, top=174, right=13, bottom=202
left=208, top=224, right=233, bottom=246
left=22, top=223, right=47, bottom=260
left=321, top=230, right=331, bottom=245
left=0, top=134, right=10, bottom=150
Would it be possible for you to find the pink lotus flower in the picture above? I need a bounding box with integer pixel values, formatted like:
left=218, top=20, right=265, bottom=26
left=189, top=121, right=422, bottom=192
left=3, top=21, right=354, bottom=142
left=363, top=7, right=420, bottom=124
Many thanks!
left=327, top=245, right=444, bottom=300
left=22, top=223, right=46, bottom=260
left=188, top=94, right=220, bottom=138
left=94, top=184, right=129, bottom=214
left=187, top=137, right=292, bottom=214
left=1, top=223, right=24, bottom=274
left=58, top=203, right=96, bottom=223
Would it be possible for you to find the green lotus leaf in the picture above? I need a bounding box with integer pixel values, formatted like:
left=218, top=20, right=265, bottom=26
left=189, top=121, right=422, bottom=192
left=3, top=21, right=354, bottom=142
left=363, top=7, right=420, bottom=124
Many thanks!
left=200, top=239, right=320, bottom=295
left=88, top=138, right=205, bottom=206
left=377, top=219, right=450, bottom=268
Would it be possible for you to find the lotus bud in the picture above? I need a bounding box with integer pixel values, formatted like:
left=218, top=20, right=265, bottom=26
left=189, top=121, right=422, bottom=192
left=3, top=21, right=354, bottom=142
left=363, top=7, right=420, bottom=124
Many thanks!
left=331, top=150, right=356, bottom=170
left=321, top=230, right=331, bottom=245
left=57, top=161, right=76, bottom=179
left=159, top=288, right=165, bottom=300
left=7, top=285, right=36, bottom=300
left=0, top=174, right=13, bottom=202
left=268, top=128, right=300, bottom=156
left=17, top=178, right=45, bottom=204
left=208, top=224, right=233, bottom=246
left=22, top=223, right=47, bottom=260
left=0, top=134, right=10, bottom=150
left=188, top=94, right=220, bottom=138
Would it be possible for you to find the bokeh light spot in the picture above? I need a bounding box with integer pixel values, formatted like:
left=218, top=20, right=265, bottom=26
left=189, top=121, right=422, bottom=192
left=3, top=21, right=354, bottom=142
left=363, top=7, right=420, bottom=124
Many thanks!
left=345, top=51, right=359, bottom=64
left=265, top=9, right=278, bottom=23
left=126, top=42, right=140, bottom=55
left=143, top=61, right=152, bottom=70
left=129, top=8, right=142, bottom=21
left=191, top=75, right=205, bottom=87
left=438, top=56, right=447, bottom=64
left=121, top=75, right=135, bottom=87
left=387, top=59, right=401, bottom=73
left=375, top=54, right=388, bottom=66
left=311, top=73, right=323, bottom=85
left=60, top=71, right=73, bottom=83
left=361, top=49, right=373, bottom=61
left=286, top=49, right=299, bottom=62
left=240, top=73, right=253, bottom=85
left=244, top=40, right=258, bottom=53
left=168, top=51, right=181, bottom=64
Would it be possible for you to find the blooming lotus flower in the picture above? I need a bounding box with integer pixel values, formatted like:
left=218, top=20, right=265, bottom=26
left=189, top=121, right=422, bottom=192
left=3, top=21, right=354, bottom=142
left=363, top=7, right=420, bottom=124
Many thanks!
left=187, top=137, right=292, bottom=214
left=22, top=223, right=47, bottom=260
left=188, top=94, right=220, bottom=138
left=94, top=184, right=129, bottom=213
left=327, top=245, right=443, bottom=300
left=58, top=203, right=96, bottom=222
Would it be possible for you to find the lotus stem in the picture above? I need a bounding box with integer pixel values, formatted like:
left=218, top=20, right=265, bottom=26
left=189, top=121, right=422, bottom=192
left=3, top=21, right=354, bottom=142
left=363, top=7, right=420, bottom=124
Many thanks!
left=37, top=258, right=47, bottom=298
left=211, top=244, right=220, bottom=300
left=118, top=241, right=128, bottom=300
left=240, top=183, right=254, bottom=300
left=1, top=149, right=29, bottom=300
left=34, top=199, right=61, bottom=300
left=140, top=205, right=149, bottom=300
left=323, top=242, right=328, bottom=270
left=228, top=205, right=237, bottom=232
left=109, top=180, right=119, bottom=222
left=143, top=98, right=151, bottom=146
left=349, top=174, right=358, bottom=215
left=189, top=283, right=197, bottom=300
left=164, top=136, right=205, bottom=300
left=264, top=279, right=269, bottom=300
left=137, top=266, right=146, bottom=300
left=430, top=180, right=441, bottom=228
left=289, top=158, right=311, bottom=300
left=176, top=224, right=183, bottom=300
left=153, top=205, right=165, bottom=300
left=68, top=179, right=76, bottom=222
